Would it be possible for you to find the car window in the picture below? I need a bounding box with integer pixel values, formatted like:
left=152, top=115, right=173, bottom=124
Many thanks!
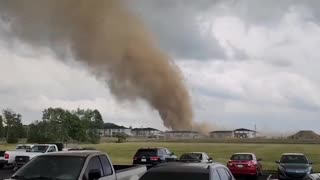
left=14, top=156, right=85, bottom=179
left=165, top=149, right=171, bottom=155
left=99, top=155, right=113, bottom=176
left=230, top=154, right=253, bottom=161
left=217, top=168, right=229, bottom=180
left=135, top=149, right=157, bottom=157
left=30, top=145, right=49, bottom=153
left=83, top=156, right=103, bottom=180
left=180, top=153, right=202, bottom=160
left=211, top=169, right=221, bottom=180
left=140, top=171, right=209, bottom=180
left=280, top=155, right=309, bottom=164
left=204, top=154, right=209, bottom=160
left=48, top=146, right=57, bottom=152
left=158, top=149, right=164, bottom=156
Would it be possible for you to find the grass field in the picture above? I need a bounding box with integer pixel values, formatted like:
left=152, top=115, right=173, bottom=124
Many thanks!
left=1, top=142, right=320, bottom=171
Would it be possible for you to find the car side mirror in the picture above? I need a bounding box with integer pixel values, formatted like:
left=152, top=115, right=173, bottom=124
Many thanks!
left=208, top=158, right=213, bottom=162
left=26, top=149, right=31, bottom=152
left=88, top=169, right=101, bottom=180
left=257, top=158, right=262, bottom=161
left=170, top=153, right=174, bottom=156
left=275, top=160, right=280, bottom=164
left=309, top=161, right=313, bottom=164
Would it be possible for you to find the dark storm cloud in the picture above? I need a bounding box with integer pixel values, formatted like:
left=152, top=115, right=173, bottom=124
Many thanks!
left=127, top=0, right=226, bottom=60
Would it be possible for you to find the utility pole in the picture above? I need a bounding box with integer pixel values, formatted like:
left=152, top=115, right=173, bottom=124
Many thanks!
left=254, top=124, right=257, bottom=138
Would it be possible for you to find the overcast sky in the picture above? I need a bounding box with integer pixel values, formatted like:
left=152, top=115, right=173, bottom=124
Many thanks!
left=1, top=0, right=320, bottom=134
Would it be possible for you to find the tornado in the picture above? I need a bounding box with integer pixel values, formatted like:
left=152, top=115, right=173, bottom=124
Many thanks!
left=0, top=0, right=198, bottom=130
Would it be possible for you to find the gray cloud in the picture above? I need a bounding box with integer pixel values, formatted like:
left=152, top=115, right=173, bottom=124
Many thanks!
left=127, top=0, right=226, bottom=60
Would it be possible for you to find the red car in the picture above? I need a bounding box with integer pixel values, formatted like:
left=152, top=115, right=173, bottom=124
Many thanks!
left=227, top=153, right=263, bottom=178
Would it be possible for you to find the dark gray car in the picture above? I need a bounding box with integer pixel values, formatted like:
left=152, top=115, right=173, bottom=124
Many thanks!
left=276, top=153, right=313, bottom=180
left=139, top=162, right=235, bottom=180
left=133, top=147, right=177, bottom=168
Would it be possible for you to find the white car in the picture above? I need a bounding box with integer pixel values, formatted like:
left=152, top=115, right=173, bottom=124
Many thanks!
left=2, top=144, right=35, bottom=167
left=13, top=144, right=60, bottom=170
left=179, top=152, right=213, bottom=163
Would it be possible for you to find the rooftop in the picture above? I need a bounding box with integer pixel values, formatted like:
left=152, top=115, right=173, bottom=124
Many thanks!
left=103, top=123, right=128, bottom=129
left=234, top=128, right=256, bottom=132
left=166, top=131, right=199, bottom=133
left=132, top=127, right=160, bottom=131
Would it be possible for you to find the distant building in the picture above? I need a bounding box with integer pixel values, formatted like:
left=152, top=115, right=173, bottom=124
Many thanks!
left=101, top=123, right=132, bottom=137
left=132, top=128, right=163, bottom=137
left=165, top=131, right=203, bottom=139
left=288, top=130, right=320, bottom=140
left=234, top=128, right=256, bottom=138
left=210, top=131, right=234, bottom=139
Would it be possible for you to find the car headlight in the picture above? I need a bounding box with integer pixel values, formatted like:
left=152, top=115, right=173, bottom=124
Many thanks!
left=306, top=167, right=312, bottom=174
left=279, top=166, right=285, bottom=172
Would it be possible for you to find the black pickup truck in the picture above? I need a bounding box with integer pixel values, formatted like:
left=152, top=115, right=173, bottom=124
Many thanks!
left=7, top=151, right=146, bottom=180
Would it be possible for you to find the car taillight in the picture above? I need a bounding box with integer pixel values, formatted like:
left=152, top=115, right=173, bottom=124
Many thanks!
left=248, top=161, right=255, bottom=167
left=150, top=157, right=160, bottom=161
left=227, top=160, right=233, bottom=166
left=4, top=153, right=9, bottom=159
left=133, top=157, right=138, bottom=161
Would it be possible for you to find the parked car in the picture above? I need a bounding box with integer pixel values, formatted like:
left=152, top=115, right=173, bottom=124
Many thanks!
left=276, top=153, right=313, bottom=180
left=140, top=162, right=235, bottom=180
left=8, top=151, right=147, bottom=180
left=227, top=153, right=262, bottom=179
left=179, top=152, right=213, bottom=163
left=306, top=173, right=320, bottom=180
left=0, top=150, right=6, bottom=169
left=13, top=143, right=63, bottom=171
left=2, top=144, right=35, bottom=168
left=133, top=147, right=177, bottom=168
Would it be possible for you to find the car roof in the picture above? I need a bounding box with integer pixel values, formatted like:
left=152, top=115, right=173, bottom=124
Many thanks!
left=152, top=162, right=225, bottom=172
left=282, top=153, right=305, bottom=156
left=33, top=144, right=56, bottom=146
left=232, top=153, right=255, bottom=155
left=182, top=152, right=205, bottom=154
left=39, top=150, right=102, bottom=157
left=139, top=147, right=166, bottom=149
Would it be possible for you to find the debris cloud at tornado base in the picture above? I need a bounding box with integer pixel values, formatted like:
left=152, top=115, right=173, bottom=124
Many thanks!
left=0, top=0, right=211, bottom=133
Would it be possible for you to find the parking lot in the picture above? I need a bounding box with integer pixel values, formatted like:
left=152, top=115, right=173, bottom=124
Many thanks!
left=0, top=168, right=276, bottom=180
left=0, top=168, right=12, bottom=180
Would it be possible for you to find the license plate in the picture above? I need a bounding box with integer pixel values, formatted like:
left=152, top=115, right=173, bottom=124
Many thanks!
left=141, top=159, right=146, bottom=162
left=237, top=165, right=243, bottom=168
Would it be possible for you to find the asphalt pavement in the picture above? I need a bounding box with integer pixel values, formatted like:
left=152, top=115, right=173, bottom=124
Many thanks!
left=0, top=168, right=277, bottom=180
left=0, top=167, right=12, bottom=180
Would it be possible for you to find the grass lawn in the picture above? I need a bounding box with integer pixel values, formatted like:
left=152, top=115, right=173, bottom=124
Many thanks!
left=1, top=142, right=320, bottom=171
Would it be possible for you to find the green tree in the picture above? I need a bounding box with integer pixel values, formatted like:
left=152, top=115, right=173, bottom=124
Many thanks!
left=3, top=109, right=24, bottom=143
left=42, top=108, right=70, bottom=142
left=27, top=120, right=55, bottom=143
left=115, top=133, right=128, bottom=143
left=0, top=115, right=4, bottom=138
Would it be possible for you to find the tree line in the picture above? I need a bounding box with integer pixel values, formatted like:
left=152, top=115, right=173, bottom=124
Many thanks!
left=0, top=108, right=104, bottom=144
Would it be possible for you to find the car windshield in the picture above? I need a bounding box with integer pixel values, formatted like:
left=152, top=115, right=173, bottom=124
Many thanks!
left=140, top=171, right=209, bottom=180
left=13, top=156, right=86, bottom=180
left=30, top=145, right=49, bottom=153
left=135, top=149, right=157, bottom=157
left=280, top=155, right=309, bottom=164
left=231, top=154, right=253, bottom=161
left=180, top=153, right=202, bottom=160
